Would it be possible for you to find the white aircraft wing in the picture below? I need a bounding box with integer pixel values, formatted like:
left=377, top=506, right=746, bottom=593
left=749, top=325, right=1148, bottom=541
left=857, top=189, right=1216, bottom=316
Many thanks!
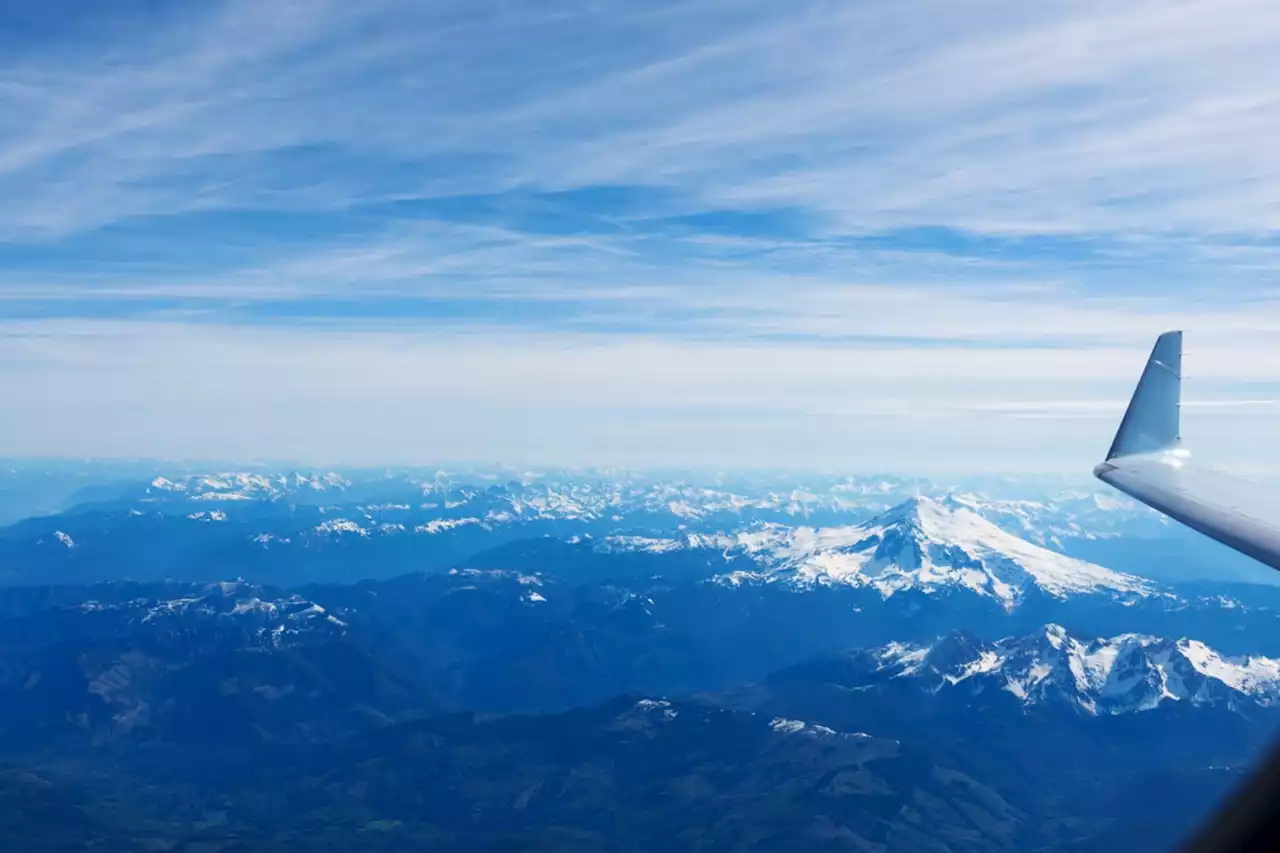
left=1093, top=330, right=1280, bottom=573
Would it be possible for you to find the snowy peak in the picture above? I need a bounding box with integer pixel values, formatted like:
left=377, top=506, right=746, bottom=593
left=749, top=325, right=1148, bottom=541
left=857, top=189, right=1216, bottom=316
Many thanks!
left=145, top=471, right=353, bottom=502
left=920, top=629, right=991, bottom=674
left=874, top=625, right=1280, bottom=715
left=120, top=470, right=1155, bottom=536
left=78, top=581, right=349, bottom=646
left=873, top=494, right=951, bottom=529
left=592, top=532, right=736, bottom=554
left=767, top=496, right=1155, bottom=605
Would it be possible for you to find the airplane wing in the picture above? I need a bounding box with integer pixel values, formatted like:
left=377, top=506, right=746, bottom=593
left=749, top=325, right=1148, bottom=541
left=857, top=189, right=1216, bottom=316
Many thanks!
left=1095, top=330, right=1280, bottom=853
left=1093, top=330, right=1280, bottom=574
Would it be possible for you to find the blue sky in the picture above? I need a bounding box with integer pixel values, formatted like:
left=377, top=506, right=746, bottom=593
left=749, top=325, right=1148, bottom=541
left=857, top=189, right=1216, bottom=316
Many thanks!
left=3, top=0, right=1280, bottom=472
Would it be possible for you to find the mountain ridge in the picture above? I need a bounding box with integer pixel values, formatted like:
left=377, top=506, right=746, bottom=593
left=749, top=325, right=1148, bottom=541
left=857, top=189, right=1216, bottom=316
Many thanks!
left=781, top=623, right=1280, bottom=716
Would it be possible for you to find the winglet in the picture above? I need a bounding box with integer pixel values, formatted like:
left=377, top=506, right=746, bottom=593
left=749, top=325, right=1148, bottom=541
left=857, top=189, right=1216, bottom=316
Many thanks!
left=1105, top=331, right=1183, bottom=460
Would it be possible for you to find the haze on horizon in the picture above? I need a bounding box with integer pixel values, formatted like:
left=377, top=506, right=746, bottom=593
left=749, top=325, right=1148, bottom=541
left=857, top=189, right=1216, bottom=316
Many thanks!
left=4, top=0, right=1280, bottom=474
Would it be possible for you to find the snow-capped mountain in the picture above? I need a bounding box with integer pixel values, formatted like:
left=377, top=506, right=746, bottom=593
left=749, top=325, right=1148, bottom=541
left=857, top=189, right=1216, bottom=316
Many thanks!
left=63, top=580, right=349, bottom=647
left=136, top=470, right=917, bottom=516
left=704, top=496, right=1155, bottom=606
left=5, top=463, right=1179, bottom=568
left=148, top=472, right=353, bottom=501
left=112, top=469, right=1159, bottom=538
left=7, top=466, right=1259, bottom=590
left=872, top=624, right=1280, bottom=715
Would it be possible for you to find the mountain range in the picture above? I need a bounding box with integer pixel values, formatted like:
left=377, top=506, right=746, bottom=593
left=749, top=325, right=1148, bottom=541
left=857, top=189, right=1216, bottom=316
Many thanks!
left=0, top=568, right=1265, bottom=852
left=1, top=468, right=1279, bottom=850
left=3, top=467, right=1271, bottom=591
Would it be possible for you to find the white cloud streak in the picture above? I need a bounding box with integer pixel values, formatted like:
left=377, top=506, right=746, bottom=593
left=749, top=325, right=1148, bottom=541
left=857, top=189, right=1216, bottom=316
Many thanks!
left=3, top=319, right=1279, bottom=472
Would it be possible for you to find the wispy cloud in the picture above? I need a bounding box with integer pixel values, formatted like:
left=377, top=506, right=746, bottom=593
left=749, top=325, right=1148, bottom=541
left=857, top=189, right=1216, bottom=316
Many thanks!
left=5, top=0, right=1280, bottom=237
left=3, top=0, right=1280, bottom=467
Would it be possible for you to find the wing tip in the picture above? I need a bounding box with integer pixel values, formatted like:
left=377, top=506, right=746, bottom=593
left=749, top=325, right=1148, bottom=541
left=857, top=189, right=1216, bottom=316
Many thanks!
left=1152, top=329, right=1183, bottom=372
left=1104, top=330, right=1184, bottom=460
